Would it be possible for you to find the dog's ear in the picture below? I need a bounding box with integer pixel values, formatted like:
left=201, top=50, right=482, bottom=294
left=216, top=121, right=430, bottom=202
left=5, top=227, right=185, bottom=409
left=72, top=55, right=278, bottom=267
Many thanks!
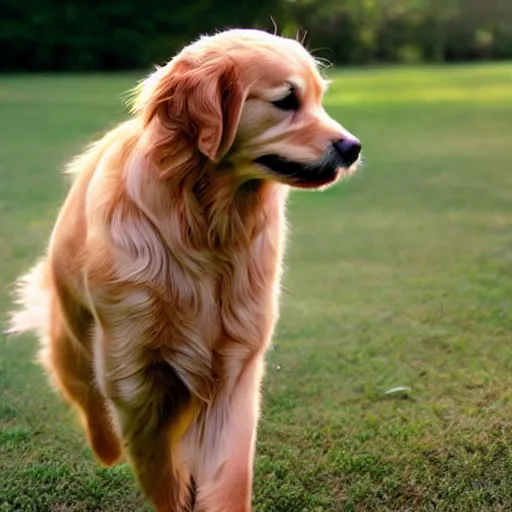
left=140, top=56, right=245, bottom=163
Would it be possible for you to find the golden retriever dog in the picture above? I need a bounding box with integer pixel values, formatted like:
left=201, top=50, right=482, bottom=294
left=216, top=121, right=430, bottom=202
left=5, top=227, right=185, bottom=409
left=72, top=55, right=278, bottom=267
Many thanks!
left=8, top=29, right=361, bottom=511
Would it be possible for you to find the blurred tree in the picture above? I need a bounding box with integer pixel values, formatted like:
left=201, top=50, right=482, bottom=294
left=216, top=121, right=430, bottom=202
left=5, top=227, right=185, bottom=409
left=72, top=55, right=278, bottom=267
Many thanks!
left=0, top=0, right=281, bottom=71
left=0, top=0, right=511, bottom=71
left=281, top=0, right=512, bottom=65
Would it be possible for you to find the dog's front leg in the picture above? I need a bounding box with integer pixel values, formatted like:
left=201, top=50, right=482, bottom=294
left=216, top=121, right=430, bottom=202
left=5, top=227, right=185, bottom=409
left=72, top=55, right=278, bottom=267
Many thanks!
left=191, top=352, right=265, bottom=512
left=92, top=288, right=210, bottom=512
left=97, top=331, right=195, bottom=511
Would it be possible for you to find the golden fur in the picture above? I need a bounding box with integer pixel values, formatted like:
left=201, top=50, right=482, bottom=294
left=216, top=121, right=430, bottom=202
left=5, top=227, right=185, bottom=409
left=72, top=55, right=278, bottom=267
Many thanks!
left=8, top=29, right=360, bottom=511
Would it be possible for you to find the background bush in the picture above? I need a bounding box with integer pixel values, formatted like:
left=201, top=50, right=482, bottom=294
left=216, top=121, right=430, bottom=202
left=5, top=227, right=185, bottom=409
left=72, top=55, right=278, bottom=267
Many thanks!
left=1, top=0, right=511, bottom=71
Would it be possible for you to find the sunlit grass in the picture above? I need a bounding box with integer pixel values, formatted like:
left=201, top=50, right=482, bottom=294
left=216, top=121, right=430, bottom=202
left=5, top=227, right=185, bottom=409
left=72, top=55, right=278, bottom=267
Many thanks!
left=326, top=62, right=512, bottom=105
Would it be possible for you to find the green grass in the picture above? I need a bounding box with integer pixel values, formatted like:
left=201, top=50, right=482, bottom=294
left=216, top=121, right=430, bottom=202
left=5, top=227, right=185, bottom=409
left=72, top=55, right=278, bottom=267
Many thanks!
left=1, top=62, right=512, bottom=511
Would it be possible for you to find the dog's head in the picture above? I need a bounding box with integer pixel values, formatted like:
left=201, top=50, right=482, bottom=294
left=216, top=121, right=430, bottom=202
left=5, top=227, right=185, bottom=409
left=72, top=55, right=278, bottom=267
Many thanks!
left=134, top=29, right=361, bottom=190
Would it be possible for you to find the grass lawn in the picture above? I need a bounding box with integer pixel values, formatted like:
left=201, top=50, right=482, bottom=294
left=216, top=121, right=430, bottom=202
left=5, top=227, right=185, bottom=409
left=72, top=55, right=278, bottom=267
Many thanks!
left=1, top=63, right=512, bottom=511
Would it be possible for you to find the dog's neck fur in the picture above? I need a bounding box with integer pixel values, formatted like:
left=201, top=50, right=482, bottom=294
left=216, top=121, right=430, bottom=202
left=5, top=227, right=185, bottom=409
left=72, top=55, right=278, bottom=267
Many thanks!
left=194, top=167, right=281, bottom=251
left=130, top=124, right=286, bottom=257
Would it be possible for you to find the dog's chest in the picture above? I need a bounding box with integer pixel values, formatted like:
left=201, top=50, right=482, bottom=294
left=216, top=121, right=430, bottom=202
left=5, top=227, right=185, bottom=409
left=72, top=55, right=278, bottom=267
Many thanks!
left=199, top=230, right=280, bottom=354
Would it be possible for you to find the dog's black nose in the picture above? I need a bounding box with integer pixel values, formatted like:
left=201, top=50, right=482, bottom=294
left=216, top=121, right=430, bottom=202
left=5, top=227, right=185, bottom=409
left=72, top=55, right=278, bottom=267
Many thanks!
left=333, top=137, right=361, bottom=166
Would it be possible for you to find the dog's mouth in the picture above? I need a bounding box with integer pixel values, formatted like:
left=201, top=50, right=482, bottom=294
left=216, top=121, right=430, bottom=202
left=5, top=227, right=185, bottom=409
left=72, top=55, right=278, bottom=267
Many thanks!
left=253, top=148, right=353, bottom=189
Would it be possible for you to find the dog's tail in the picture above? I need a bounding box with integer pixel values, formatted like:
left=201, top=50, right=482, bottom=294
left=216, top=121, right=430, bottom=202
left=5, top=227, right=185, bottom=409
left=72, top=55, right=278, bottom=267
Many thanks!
left=5, top=260, right=51, bottom=342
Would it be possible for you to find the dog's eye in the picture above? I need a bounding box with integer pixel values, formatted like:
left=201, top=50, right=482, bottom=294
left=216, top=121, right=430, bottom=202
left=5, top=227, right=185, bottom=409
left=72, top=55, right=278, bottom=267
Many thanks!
left=271, top=87, right=299, bottom=111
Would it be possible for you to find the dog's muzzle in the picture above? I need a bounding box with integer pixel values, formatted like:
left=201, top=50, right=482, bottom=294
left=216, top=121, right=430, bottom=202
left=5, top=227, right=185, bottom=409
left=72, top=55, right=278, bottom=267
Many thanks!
left=254, top=136, right=362, bottom=189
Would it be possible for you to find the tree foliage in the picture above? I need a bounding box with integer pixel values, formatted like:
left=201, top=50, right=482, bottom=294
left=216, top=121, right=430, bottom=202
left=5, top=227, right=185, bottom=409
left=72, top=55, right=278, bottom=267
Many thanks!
left=1, top=0, right=511, bottom=71
left=0, top=0, right=279, bottom=71
left=279, top=0, right=512, bottom=65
